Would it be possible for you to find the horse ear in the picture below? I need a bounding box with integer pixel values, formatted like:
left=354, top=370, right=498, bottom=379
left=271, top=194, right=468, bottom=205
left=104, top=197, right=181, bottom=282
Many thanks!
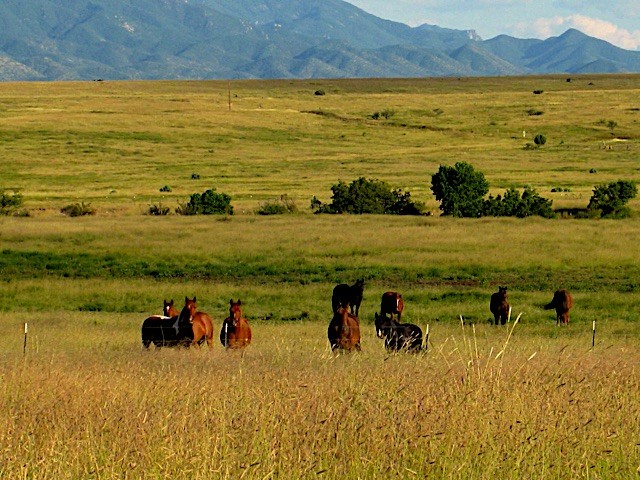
left=193, top=297, right=196, bottom=303
left=237, top=299, right=242, bottom=305
left=185, top=296, right=189, bottom=303
left=230, top=299, right=234, bottom=306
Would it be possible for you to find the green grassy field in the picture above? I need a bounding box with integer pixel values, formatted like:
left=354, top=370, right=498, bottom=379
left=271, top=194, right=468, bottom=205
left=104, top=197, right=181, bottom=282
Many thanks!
left=1, top=76, right=639, bottom=478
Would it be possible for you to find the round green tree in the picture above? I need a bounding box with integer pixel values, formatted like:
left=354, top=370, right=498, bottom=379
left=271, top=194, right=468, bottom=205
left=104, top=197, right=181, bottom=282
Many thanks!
left=430, top=162, right=489, bottom=217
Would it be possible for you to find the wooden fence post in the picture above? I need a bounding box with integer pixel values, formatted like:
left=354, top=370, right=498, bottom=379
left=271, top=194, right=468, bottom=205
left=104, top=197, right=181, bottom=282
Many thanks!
left=23, top=323, right=28, bottom=356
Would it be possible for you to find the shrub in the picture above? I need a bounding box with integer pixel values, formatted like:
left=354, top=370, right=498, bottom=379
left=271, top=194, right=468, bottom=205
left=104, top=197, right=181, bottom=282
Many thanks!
left=176, top=188, right=233, bottom=215
left=311, top=177, right=425, bottom=215
left=483, top=187, right=555, bottom=218
left=430, top=162, right=488, bottom=217
left=534, top=134, right=547, bottom=146
left=587, top=180, right=637, bottom=218
left=0, top=190, right=24, bottom=215
left=147, top=203, right=170, bottom=216
left=314, top=90, right=326, bottom=96
left=256, top=195, right=298, bottom=215
left=371, top=108, right=396, bottom=120
left=159, top=185, right=172, bottom=192
left=191, top=173, right=201, bottom=180
left=533, top=90, right=544, bottom=94
left=61, top=202, right=96, bottom=217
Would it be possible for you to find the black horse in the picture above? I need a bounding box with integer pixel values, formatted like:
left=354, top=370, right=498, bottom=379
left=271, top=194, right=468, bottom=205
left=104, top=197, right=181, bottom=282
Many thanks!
left=374, top=312, right=423, bottom=352
left=331, top=279, right=364, bottom=316
left=141, top=303, right=194, bottom=349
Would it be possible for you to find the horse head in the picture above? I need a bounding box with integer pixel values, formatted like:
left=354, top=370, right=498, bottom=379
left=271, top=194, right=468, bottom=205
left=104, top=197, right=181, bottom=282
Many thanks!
left=229, top=299, right=243, bottom=326
left=374, top=312, right=393, bottom=339
left=164, top=299, right=179, bottom=317
left=183, top=296, right=198, bottom=324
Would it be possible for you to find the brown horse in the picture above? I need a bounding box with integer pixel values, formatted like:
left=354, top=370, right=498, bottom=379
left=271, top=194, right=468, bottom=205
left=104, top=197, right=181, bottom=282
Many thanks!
left=220, top=299, right=252, bottom=349
left=331, top=279, right=365, bottom=316
left=327, top=305, right=361, bottom=352
left=183, top=296, right=215, bottom=349
left=490, top=286, right=510, bottom=325
left=163, top=299, right=180, bottom=318
left=380, top=291, right=404, bottom=322
left=545, top=289, right=574, bottom=325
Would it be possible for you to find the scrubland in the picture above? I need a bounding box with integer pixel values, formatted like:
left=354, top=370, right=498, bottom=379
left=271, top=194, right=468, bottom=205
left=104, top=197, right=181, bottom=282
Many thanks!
left=0, top=75, right=639, bottom=478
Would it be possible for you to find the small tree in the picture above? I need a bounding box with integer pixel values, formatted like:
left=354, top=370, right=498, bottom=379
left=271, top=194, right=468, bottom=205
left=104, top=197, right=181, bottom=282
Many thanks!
left=430, top=162, right=488, bottom=217
left=176, top=188, right=233, bottom=215
left=588, top=180, right=637, bottom=218
left=311, top=177, right=424, bottom=215
left=484, top=187, right=555, bottom=218
left=0, top=190, right=23, bottom=215
left=534, top=134, right=547, bottom=146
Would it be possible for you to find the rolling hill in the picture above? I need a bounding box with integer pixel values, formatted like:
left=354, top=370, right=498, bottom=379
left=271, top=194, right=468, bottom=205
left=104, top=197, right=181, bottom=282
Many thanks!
left=0, top=0, right=638, bottom=80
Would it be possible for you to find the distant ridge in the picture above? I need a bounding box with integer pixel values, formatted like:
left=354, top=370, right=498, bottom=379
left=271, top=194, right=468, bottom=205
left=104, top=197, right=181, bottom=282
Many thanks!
left=0, top=0, right=638, bottom=81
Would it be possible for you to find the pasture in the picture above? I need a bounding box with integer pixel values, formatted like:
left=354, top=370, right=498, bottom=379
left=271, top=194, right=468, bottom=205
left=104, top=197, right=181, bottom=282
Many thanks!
left=1, top=75, right=639, bottom=478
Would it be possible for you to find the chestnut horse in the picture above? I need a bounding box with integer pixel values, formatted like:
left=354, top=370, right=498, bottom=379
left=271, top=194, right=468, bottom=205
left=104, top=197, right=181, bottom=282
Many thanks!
left=380, top=291, right=404, bottom=322
left=220, top=299, right=252, bottom=349
left=183, top=297, right=215, bottom=349
left=327, top=305, right=361, bottom=352
left=141, top=302, right=193, bottom=349
left=490, top=286, right=510, bottom=325
left=545, top=289, right=574, bottom=325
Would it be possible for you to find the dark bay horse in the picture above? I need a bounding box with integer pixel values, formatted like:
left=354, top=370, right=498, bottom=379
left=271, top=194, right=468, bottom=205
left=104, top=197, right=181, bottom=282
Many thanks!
left=183, top=297, right=215, bottom=349
left=331, top=279, right=365, bottom=316
left=380, top=291, right=404, bottom=322
left=545, top=289, right=574, bottom=325
left=374, top=312, right=423, bottom=352
left=327, top=305, right=361, bottom=352
left=141, top=302, right=193, bottom=349
left=490, top=286, right=510, bottom=325
left=220, top=299, right=252, bottom=349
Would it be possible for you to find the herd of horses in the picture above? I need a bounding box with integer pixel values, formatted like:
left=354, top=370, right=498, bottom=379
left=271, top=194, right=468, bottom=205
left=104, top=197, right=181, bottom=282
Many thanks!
left=140, top=281, right=574, bottom=353
left=141, top=297, right=252, bottom=350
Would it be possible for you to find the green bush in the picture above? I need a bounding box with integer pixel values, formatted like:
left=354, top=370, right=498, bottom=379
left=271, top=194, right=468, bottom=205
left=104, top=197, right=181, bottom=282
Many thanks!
left=61, top=202, right=96, bottom=217
left=587, top=180, right=637, bottom=218
left=159, top=185, right=172, bottom=192
left=0, top=190, right=24, bottom=215
left=483, top=187, right=555, bottom=218
left=311, top=177, right=425, bottom=215
left=147, top=203, right=170, bottom=216
left=256, top=195, right=298, bottom=215
left=176, top=188, right=233, bottom=215
left=430, top=162, right=488, bottom=217
left=534, top=134, right=547, bottom=146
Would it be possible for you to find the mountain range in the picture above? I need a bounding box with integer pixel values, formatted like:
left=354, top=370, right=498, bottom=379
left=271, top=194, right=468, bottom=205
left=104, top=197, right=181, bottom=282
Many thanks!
left=1, top=0, right=639, bottom=81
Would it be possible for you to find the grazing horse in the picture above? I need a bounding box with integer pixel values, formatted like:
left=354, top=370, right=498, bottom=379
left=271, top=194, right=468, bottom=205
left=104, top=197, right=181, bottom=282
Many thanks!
left=327, top=305, right=361, bottom=352
left=331, top=279, right=365, bottom=316
left=374, top=312, right=423, bottom=352
left=490, top=286, right=510, bottom=325
left=164, top=299, right=180, bottom=318
left=141, top=303, right=193, bottom=349
left=545, top=289, right=574, bottom=325
left=220, top=299, right=252, bottom=349
left=380, top=291, right=404, bottom=322
left=183, top=297, right=215, bottom=349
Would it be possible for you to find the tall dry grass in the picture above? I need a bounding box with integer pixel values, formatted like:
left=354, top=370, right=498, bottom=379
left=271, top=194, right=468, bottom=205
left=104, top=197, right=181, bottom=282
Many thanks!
left=1, top=317, right=638, bottom=479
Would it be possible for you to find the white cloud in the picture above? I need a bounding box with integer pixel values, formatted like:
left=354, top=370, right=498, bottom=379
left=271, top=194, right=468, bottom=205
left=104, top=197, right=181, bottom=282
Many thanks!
left=515, top=15, right=640, bottom=49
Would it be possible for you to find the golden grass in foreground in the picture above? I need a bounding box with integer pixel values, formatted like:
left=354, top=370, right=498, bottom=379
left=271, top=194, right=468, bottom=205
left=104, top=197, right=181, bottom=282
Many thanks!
left=1, top=318, right=638, bottom=479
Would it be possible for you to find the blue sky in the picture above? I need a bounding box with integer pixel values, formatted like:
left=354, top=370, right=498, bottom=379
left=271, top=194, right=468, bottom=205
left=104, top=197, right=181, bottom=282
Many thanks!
left=346, top=0, right=640, bottom=50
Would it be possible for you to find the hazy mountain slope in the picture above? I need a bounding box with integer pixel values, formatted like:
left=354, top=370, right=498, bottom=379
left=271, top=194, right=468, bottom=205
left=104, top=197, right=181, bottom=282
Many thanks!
left=0, top=0, right=638, bottom=80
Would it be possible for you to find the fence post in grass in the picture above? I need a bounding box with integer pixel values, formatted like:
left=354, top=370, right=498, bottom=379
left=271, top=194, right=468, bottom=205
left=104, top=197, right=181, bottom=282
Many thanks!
left=424, top=324, right=430, bottom=352
left=23, top=323, right=28, bottom=356
left=592, top=320, right=596, bottom=348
